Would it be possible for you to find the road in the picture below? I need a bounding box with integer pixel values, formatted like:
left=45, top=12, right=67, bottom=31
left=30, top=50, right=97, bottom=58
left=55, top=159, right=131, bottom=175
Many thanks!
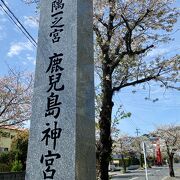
left=109, top=164, right=180, bottom=180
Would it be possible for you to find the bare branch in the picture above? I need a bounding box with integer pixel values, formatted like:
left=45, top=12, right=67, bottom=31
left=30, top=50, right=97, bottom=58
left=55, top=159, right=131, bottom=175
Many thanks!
left=112, top=75, right=158, bottom=92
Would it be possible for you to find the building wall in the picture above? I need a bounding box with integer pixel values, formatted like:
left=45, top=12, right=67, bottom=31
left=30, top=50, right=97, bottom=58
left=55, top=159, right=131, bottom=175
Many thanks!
left=0, top=128, right=19, bottom=152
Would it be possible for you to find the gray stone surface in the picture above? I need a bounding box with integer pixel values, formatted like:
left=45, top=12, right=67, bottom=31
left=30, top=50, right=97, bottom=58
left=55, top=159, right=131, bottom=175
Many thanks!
left=25, top=0, right=95, bottom=180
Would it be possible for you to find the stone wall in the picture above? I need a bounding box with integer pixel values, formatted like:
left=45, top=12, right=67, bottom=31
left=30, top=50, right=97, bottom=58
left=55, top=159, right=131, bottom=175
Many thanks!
left=0, top=172, right=25, bottom=180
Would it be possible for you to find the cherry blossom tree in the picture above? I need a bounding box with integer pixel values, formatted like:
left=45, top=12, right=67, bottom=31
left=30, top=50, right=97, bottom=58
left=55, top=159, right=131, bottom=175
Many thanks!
left=0, top=69, right=33, bottom=127
left=93, top=1, right=179, bottom=179
left=154, top=126, right=180, bottom=177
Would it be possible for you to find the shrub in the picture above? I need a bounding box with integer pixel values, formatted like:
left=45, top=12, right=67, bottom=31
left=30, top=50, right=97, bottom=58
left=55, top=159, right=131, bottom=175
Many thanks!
left=11, top=160, right=23, bottom=172
left=174, top=157, right=180, bottom=163
left=118, top=158, right=130, bottom=167
left=0, top=152, right=10, bottom=163
left=131, top=157, right=140, bottom=165
left=0, top=163, right=11, bottom=172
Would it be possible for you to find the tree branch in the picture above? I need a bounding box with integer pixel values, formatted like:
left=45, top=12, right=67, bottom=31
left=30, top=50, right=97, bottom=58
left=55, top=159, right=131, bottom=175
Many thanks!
left=112, top=75, right=158, bottom=92
left=93, top=24, right=104, bottom=49
left=98, top=18, right=108, bottom=28
left=132, top=9, right=151, bottom=30
left=131, top=45, right=154, bottom=55
left=107, top=0, right=116, bottom=42
left=110, top=51, right=127, bottom=71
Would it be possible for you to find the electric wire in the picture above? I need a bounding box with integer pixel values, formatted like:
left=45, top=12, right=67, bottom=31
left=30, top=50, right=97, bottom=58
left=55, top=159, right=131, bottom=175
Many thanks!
left=0, top=4, right=36, bottom=47
left=115, top=93, right=151, bottom=135
left=0, top=1, right=37, bottom=47
left=116, top=94, right=140, bottom=128
left=0, top=0, right=37, bottom=46
left=113, top=98, right=139, bottom=133
left=115, top=92, right=180, bottom=135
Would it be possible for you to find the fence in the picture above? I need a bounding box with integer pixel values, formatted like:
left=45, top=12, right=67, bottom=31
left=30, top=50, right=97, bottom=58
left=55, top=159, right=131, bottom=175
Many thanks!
left=0, top=172, right=25, bottom=180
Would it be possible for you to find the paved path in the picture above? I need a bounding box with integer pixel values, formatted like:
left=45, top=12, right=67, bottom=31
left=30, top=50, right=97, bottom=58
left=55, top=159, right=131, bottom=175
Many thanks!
left=109, top=164, right=180, bottom=180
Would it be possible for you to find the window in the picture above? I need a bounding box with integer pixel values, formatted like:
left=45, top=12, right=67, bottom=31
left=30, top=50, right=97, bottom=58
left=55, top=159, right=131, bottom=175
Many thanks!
left=11, top=135, right=15, bottom=139
left=4, top=148, right=8, bottom=152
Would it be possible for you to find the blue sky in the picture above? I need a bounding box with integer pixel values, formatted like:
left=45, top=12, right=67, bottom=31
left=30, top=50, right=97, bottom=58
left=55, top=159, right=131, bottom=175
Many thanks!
left=0, top=0, right=179, bottom=136
left=0, top=0, right=37, bottom=75
left=115, top=1, right=180, bottom=136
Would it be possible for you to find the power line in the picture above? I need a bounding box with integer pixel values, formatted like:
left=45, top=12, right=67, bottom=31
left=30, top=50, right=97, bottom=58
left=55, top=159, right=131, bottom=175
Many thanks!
left=113, top=94, right=142, bottom=134
left=115, top=93, right=155, bottom=135
left=113, top=100, right=137, bottom=133
left=0, top=3, right=36, bottom=47
left=0, top=0, right=37, bottom=46
left=115, top=92, right=180, bottom=136
left=115, top=93, right=140, bottom=128
left=0, top=0, right=37, bottom=47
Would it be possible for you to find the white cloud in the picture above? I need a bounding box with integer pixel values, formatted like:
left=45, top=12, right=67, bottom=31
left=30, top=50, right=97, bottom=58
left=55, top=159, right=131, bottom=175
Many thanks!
left=7, top=41, right=34, bottom=57
left=4, top=0, right=9, bottom=5
left=22, top=61, right=27, bottom=65
left=26, top=54, right=36, bottom=65
left=23, top=16, right=39, bottom=29
left=147, top=48, right=170, bottom=58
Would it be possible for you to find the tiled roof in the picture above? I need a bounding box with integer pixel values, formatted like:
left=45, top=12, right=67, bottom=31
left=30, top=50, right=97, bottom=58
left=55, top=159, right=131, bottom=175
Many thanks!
left=0, top=125, right=28, bottom=131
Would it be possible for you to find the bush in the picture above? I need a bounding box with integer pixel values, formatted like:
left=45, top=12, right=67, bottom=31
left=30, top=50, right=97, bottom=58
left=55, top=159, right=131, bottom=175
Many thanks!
left=0, top=152, right=18, bottom=172
left=11, top=160, right=23, bottom=172
left=11, top=131, right=29, bottom=170
left=131, top=157, right=140, bottom=165
left=118, top=158, right=130, bottom=167
left=0, top=152, right=10, bottom=163
left=147, top=156, right=155, bottom=166
left=0, top=163, right=11, bottom=172
left=174, top=157, right=180, bottom=163
left=0, top=151, right=16, bottom=163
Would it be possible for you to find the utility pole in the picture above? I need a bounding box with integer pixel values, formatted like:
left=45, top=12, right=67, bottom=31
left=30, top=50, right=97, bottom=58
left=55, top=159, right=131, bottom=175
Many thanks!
left=136, top=128, right=148, bottom=180
left=135, top=128, right=140, bottom=136
left=142, top=142, right=149, bottom=180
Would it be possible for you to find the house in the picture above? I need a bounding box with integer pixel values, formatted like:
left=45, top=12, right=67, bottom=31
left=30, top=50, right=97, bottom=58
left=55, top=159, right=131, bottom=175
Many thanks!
left=0, top=126, right=27, bottom=152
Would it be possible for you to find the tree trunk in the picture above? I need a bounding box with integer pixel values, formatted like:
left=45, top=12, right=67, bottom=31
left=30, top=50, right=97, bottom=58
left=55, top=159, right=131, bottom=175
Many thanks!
left=96, top=144, right=101, bottom=179
left=140, top=153, right=144, bottom=168
left=121, top=154, right=127, bottom=173
left=98, top=62, right=113, bottom=180
left=169, top=154, right=175, bottom=177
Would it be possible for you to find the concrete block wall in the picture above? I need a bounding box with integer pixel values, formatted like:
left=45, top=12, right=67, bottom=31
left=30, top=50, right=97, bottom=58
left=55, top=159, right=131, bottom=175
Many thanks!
left=0, top=172, right=25, bottom=180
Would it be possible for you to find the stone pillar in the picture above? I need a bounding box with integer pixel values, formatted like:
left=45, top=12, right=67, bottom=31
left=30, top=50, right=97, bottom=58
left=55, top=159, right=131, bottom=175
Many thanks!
left=25, top=0, right=95, bottom=179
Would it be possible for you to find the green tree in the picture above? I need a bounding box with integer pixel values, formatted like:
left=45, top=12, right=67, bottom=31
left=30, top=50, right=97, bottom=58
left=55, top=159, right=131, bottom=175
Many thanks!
left=11, top=130, right=29, bottom=170
left=0, top=151, right=14, bottom=172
